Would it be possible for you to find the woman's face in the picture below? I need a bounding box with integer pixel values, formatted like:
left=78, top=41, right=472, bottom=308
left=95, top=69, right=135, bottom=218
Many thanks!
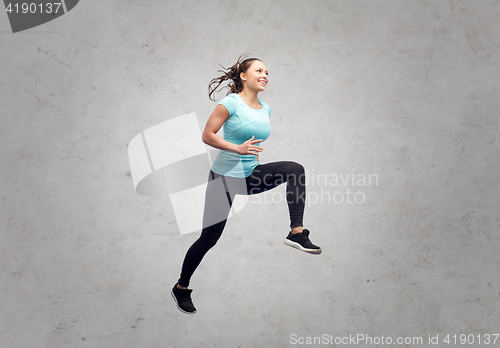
left=241, top=60, right=268, bottom=92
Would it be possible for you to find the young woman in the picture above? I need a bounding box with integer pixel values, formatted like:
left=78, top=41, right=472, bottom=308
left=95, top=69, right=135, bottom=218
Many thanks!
left=171, top=56, right=321, bottom=314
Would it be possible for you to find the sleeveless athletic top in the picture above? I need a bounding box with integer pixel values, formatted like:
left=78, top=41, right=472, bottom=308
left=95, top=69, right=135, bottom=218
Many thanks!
left=210, top=93, right=271, bottom=178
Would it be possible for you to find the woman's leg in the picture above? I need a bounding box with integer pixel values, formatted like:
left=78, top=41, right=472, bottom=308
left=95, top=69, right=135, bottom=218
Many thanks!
left=246, top=161, right=306, bottom=229
left=177, top=171, right=245, bottom=288
left=246, top=161, right=321, bottom=254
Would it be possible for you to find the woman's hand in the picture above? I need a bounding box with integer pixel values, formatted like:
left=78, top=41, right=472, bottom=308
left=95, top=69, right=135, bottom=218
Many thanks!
left=236, top=135, right=263, bottom=156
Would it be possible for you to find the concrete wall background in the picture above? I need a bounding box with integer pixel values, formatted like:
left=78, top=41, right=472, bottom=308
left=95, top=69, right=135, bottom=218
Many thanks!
left=1, top=0, right=499, bottom=347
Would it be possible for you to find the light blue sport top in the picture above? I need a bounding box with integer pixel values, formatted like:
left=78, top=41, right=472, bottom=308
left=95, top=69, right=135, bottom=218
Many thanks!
left=211, top=93, right=271, bottom=178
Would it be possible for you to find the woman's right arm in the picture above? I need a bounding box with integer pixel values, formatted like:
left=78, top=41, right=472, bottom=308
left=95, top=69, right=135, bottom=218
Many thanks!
left=202, top=104, right=263, bottom=156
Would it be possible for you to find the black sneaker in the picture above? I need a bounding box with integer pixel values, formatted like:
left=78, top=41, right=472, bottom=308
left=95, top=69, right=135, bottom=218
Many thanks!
left=171, top=284, right=197, bottom=314
left=284, top=229, right=321, bottom=254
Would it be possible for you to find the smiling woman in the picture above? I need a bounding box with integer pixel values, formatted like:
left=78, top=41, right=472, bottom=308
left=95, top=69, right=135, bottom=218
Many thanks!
left=208, top=56, right=267, bottom=101
left=171, top=55, right=322, bottom=315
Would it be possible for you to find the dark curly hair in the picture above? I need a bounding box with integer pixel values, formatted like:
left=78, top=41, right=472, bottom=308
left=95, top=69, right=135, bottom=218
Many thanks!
left=208, top=55, right=262, bottom=101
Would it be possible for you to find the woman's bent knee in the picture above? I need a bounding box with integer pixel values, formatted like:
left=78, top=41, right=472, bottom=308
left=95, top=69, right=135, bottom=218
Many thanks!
left=287, top=161, right=305, bottom=176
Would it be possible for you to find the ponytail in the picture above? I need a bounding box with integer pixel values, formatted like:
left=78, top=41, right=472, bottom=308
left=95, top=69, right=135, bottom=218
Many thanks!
left=208, top=55, right=261, bottom=101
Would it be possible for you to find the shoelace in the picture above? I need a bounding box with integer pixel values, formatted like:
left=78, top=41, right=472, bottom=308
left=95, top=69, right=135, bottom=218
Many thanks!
left=176, top=289, right=193, bottom=302
left=292, top=233, right=309, bottom=244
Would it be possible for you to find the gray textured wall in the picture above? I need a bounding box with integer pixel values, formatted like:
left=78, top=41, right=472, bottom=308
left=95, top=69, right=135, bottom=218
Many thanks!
left=1, top=1, right=499, bottom=347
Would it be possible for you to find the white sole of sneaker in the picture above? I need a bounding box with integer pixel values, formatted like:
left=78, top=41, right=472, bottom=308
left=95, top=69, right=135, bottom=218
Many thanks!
left=284, top=239, right=322, bottom=255
left=171, top=289, right=197, bottom=314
